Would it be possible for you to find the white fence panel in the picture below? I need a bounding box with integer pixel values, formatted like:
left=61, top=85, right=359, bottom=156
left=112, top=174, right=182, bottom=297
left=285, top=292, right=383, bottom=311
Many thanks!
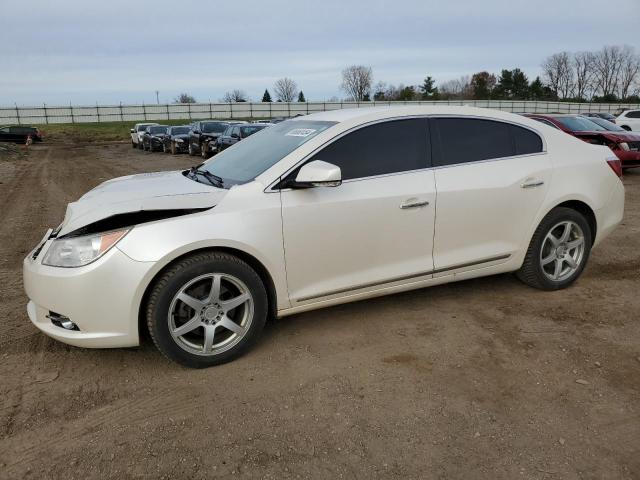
left=1, top=100, right=639, bottom=125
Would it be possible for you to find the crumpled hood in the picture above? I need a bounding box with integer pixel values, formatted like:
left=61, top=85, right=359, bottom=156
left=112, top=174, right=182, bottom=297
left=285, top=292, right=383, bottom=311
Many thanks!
left=58, top=170, right=227, bottom=236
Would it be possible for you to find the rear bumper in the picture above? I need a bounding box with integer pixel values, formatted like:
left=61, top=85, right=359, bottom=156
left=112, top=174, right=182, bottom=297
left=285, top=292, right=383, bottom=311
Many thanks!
left=593, top=177, right=625, bottom=248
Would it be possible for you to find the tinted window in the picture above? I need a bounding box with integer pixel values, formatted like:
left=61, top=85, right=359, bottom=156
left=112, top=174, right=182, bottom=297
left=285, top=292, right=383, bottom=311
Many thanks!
left=308, top=119, right=429, bottom=180
left=221, top=126, right=232, bottom=137
left=231, top=126, right=240, bottom=137
left=433, top=118, right=513, bottom=166
left=584, top=117, right=625, bottom=132
left=240, top=125, right=266, bottom=137
left=511, top=125, right=543, bottom=155
left=627, top=110, right=640, bottom=118
left=202, top=122, right=228, bottom=133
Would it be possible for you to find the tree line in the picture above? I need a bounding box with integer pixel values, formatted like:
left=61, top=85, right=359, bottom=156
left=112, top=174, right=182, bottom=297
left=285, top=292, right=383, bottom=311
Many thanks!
left=173, top=44, right=639, bottom=104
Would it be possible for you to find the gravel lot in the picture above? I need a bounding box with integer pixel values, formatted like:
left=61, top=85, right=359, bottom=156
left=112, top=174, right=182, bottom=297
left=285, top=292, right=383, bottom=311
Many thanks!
left=1, top=142, right=639, bottom=479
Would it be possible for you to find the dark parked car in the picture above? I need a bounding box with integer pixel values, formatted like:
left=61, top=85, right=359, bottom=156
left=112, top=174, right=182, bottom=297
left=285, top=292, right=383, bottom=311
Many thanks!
left=141, top=125, right=168, bottom=152
left=187, top=121, right=231, bottom=156
left=582, top=112, right=616, bottom=123
left=162, top=125, right=192, bottom=154
left=214, top=124, right=268, bottom=154
left=0, top=125, right=42, bottom=143
left=525, top=113, right=640, bottom=169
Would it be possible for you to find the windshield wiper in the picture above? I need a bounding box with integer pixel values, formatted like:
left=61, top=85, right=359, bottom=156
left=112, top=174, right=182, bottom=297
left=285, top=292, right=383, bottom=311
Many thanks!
left=188, top=166, right=225, bottom=188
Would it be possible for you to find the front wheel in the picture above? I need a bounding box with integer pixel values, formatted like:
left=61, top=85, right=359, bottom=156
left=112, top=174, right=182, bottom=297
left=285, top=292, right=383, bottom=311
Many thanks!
left=517, top=207, right=592, bottom=290
left=146, top=252, right=268, bottom=368
left=132, top=140, right=136, bottom=148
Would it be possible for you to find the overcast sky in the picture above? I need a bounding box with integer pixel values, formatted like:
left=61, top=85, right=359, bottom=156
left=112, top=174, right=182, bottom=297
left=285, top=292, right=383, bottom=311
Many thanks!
left=1, top=0, right=638, bottom=106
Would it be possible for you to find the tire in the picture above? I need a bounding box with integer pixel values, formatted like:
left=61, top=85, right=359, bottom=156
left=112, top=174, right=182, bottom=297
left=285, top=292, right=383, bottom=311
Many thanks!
left=171, top=142, right=177, bottom=155
left=138, top=140, right=144, bottom=150
left=516, top=207, right=592, bottom=290
left=146, top=252, right=268, bottom=368
left=132, top=140, right=136, bottom=149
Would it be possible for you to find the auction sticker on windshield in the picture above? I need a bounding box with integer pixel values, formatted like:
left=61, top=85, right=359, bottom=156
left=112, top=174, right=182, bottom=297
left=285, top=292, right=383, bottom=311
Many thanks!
left=285, top=128, right=316, bottom=137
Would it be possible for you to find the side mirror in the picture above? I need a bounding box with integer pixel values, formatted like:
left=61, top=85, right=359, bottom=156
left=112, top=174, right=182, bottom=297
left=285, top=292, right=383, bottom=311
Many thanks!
left=193, top=129, right=200, bottom=134
left=290, top=160, right=342, bottom=188
left=130, top=129, right=135, bottom=133
left=231, top=133, right=240, bottom=139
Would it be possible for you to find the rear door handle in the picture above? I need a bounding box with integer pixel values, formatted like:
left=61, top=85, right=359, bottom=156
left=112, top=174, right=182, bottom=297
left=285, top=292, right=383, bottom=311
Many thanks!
left=400, top=200, right=429, bottom=209
left=521, top=180, right=544, bottom=189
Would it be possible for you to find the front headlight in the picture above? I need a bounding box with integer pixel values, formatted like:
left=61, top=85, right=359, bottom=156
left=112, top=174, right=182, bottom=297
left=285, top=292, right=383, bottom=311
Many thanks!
left=42, top=229, right=129, bottom=267
left=619, top=142, right=630, bottom=151
left=174, top=138, right=184, bottom=143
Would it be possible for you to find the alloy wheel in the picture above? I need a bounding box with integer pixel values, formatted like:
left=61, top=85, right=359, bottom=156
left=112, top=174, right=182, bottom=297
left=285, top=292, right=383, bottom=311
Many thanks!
left=168, top=273, right=254, bottom=356
left=539, top=220, right=585, bottom=282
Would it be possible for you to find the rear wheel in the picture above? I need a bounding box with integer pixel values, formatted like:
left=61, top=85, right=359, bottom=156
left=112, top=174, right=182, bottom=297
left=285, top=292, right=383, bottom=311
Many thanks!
left=146, top=252, right=268, bottom=368
left=517, top=207, right=592, bottom=290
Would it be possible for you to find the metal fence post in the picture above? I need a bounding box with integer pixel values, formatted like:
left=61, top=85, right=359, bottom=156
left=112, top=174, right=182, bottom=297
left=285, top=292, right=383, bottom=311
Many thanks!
left=143, top=103, right=147, bottom=121
left=43, top=103, right=48, bottom=124
left=167, top=103, right=170, bottom=120
left=15, top=103, right=20, bottom=125
left=188, top=103, right=191, bottom=120
left=249, top=102, right=253, bottom=119
left=269, top=102, right=272, bottom=117
left=208, top=102, right=212, bottom=119
left=70, top=101, right=75, bottom=123
left=287, top=102, right=290, bottom=118
left=119, top=102, right=124, bottom=122
left=229, top=102, right=233, bottom=119
left=96, top=102, right=100, bottom=123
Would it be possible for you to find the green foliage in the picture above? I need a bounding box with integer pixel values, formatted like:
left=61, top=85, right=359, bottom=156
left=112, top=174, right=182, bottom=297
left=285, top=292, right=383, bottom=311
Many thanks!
left=297, top=91, right=306, bottom=102
left=261, top=89, right=272, bottom=102
left=397, top=86, right=417, bottom=101
left=420, top=76, right=439, bottom=99
left=470, top=71, right=496, bottom=99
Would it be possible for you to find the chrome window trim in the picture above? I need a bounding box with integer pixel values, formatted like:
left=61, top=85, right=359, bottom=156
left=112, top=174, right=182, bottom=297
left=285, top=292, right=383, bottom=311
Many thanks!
left=267, top=114, right=547, bottom=192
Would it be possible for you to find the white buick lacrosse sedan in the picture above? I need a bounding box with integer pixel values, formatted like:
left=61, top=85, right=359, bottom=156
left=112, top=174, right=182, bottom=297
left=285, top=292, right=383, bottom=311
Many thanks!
left=24, top=107, right=624, bottom=367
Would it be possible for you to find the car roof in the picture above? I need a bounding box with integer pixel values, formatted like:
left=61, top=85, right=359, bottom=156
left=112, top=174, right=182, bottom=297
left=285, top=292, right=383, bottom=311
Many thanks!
left=294, top=105, right=544, bottom=125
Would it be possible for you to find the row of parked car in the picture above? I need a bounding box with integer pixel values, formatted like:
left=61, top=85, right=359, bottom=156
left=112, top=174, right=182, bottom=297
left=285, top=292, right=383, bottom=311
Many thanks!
left=129, top=118, right=285, bottom=158
left=523, top=112, right=640, bottom=169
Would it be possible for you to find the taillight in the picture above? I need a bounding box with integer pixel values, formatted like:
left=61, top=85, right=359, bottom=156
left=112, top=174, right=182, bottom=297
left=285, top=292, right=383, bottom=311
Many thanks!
left=606, top=155, right=623, bottom=178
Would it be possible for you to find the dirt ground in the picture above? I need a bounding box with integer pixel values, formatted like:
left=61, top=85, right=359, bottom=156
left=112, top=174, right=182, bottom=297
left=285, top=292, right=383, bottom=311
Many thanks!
left=0, top=142, right=639, bottom=480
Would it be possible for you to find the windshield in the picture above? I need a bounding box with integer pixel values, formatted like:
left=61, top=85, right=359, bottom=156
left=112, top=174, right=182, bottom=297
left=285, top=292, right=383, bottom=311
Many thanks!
left=199, top=120, right=336, bottom=186
left=171, top=126, right=190, bottom=135
left=555, top=116, right=606, bottom=132
left=202, top=122, right=228, bottom=133
left=583, top=117, right=624, bottom=131
left=149, top=126, right=166, bottom=134
left=137, top=124, right=155, bottom=131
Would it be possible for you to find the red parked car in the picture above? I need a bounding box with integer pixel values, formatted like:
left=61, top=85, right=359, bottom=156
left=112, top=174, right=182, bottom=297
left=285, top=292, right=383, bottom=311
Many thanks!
left=524, top=114, right=640, bottom=169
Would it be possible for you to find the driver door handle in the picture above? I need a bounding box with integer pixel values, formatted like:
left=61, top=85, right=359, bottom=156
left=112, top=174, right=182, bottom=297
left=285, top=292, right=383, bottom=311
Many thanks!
left=400, top=200, right=429, bottom=209
left=521, top=180, right=544, bottom=189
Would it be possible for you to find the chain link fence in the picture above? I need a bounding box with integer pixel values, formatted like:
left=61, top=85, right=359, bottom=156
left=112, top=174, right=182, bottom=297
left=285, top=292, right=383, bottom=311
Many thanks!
left=1, top=100, right=639, bottom=125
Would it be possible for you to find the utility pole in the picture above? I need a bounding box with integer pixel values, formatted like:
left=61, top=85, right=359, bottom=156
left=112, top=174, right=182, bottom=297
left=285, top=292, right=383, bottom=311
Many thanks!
left=155, top=90, right=160, bottom=104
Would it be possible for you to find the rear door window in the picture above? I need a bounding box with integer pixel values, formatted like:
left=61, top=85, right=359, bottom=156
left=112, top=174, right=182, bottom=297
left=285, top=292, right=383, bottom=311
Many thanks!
left=432, top=118, right=513, bottom=166
left=511, top=125, right=543, bottom=155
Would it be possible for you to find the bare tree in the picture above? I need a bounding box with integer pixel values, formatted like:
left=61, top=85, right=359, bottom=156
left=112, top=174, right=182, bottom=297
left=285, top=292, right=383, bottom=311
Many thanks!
left=572, top=51, right=595, bottom=100
left=592, top=45, right=624, bottom=97
left=221, top=90, right=248, bottom=102
left=618, top=46, right=640, bottom=100
left=174, top=93, right=196, bottom=103
left=340, top=65, right=373, bottom=101
left=439, top=76, right=471, bottom=99
left=541, top=52, right=574, bottom=99
left=273, top=78, right=298, bottom=102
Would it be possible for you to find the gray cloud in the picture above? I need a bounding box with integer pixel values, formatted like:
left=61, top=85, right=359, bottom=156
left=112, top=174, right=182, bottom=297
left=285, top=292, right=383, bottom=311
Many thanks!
left=0, top=0, right=638, bottom=105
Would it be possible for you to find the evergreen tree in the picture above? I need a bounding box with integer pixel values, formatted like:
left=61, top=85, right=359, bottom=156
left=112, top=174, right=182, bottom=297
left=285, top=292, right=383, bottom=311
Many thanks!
left=511, top=68, right=530, bottom=99
left=495, top=69, right=514, bottom=99
left=297, top=91, right=306, bottom=102
left=419, top=76, right=439, bottom=99
left=261, top=89, right=272, bottom=102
